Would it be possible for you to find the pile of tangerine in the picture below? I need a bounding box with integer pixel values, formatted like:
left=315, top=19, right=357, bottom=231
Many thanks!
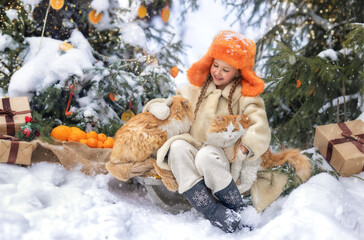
left=51, top=125, right=114, bottom=148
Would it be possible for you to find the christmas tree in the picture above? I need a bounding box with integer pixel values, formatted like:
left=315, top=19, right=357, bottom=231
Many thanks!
left=0, top=0, right=183, bottom=137
left=223, top=0, right=364, bottom=148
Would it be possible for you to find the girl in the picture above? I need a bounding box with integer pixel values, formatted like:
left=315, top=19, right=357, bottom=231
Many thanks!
left=144, top=30, right=271, bottom=232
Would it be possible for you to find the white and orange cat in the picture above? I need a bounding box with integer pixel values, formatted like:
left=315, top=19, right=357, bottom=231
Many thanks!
left=106, top=96, right=194, bottom=182
left=206, top=114, right=312, bottom=192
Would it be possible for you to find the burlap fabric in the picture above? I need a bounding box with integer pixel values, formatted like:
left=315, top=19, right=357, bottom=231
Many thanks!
left=31, top=139, right=111, bottom=175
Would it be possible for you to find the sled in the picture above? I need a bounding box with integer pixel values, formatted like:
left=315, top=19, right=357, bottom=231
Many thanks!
left=30, top=140, right=191, bottom=214
left=134, top=176, right=191, bottom=214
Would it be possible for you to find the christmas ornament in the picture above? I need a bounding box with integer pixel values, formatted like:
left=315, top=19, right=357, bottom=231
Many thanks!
left=23, top=128, right=31, bottom=138
left=138, top=5, right=147, bottom=18
left=50, top=0, right=64, bottom=11
left=109, top=93, right=120, bottom=101
left=109, top=93, right=116, bottom=101
left=88, top=10, right=102, bottom=24
left=170, top=66, right=179, bottom=78
left=121, top=98, right=135, bottom=122
left=121, top=110, right=135, bottom=122
left=16, top=117, right=41, bottom=142
left=25, top=116, right=32, bottom=123
left=59, top=42, right=73, bottom=51
left=161, top=6, right=170, bottom=23
left=296, top=79, right=301, bottom=88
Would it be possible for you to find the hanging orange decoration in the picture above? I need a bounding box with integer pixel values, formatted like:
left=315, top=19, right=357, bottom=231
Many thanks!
left=170, top=66, right=179, bottom=78
left=309, top=86, right=315, bottom=96
left=296, top=79, right=301, bottom=88
left=50, top=0, right=64, bottom=10
left=88, top=9, right=102, bottom=24
left=59, top=42, right=73, bottom=51
left=65, top=83, right=74, bottom=116
left=109, top=93, right=116, bottom=101
left=121, top=97, right=135, bottom=122
left=138, top=5, right=147, bottom=18
left=161, top=6, right=170, bottom=23
left=121, top=110, right=135, bottom=122
left=109, top=93, right=120, bottom=101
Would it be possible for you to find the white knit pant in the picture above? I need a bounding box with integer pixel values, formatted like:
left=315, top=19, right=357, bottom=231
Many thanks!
left=167, top=140, right=232, bottom=194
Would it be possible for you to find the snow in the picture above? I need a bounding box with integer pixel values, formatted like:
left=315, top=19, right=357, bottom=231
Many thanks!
left=5, top=9, right=18, bottom=21
left=120, top=22, right=147, bottom=48
left=90, top=0, right=110, bottom=13
left=1, top=157, right=363, bottom=239
left=7, top=30, right=95, bottom=98
left=0, top=33, right=17, bottom=52
left=1, top=0, right=364, bottom=239
left=318, top=49, right=339, bottom=61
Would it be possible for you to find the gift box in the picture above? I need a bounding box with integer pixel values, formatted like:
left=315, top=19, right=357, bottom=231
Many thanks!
left=313, top=120, right=364, bottom=176
left=0, top=97, right=32, bottom=136
left=0, top=135, right=35, bottom=165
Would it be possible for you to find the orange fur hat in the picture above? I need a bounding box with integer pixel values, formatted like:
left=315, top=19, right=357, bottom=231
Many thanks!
left=187, top=30, right=264, bottom=97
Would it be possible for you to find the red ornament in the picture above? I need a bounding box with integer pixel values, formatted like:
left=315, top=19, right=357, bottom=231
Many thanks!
left=23, top=128, right=31, bottom=138
left=25, top=116, right=32, bottom=123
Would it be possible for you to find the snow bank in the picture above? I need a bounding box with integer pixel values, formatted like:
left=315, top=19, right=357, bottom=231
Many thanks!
left=1, top=159, right=363, bottom=240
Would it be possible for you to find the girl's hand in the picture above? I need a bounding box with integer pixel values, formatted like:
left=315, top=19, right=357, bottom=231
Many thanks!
left=239, top=145, right=249, bottom=154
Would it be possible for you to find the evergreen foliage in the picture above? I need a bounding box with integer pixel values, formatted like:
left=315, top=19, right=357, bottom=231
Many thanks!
left=0, top=0, right=183, bottom=136
left=222, top=0, right=364, bottom=148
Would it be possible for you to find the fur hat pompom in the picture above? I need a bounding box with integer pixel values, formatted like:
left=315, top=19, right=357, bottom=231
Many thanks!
left=187, top=30, right=264, bottom=97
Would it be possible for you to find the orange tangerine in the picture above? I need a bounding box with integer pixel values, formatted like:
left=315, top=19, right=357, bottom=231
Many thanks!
left=138, top=5, right=147, bottom=18
left=86, top=138, right=98, bottom=148
left=80, top=139, right=88, bottom=144
left=87, top=131, right=98, bottom=140
left=170, top=66, right=179, bottom=78
left=88, top=9, right=102, bottom=24
left=98, top=133, right=107, bottom=142
left=59, top=42, right=73, bottom=51
left=161, top=6, right=170, bottom=23
left=97, top=141, right=104, bottom=148
left=71, top=128, right=87, bottom=140
left=68, top=134, right=80, bottom=142
left=51, top=125, right=71, bottom=141
left=50, top=0, right=64, bottom=10
left=103, top=139, right=114, bottom=148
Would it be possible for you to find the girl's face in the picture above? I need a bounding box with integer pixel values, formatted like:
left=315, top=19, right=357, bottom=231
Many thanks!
left=210, top=59, right=239, bottom=90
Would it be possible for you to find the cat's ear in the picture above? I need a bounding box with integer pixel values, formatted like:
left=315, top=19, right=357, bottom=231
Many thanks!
left=216, top=116, right=223, bottom=122
left=165, top=97, right=173, bottom=107
left=236, top=114, right=242, bottom=122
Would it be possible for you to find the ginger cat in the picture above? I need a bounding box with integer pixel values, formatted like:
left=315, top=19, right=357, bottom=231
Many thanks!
left=106, top=96, right=194, bottom=182
left=206, top=114, right=312, bottom=183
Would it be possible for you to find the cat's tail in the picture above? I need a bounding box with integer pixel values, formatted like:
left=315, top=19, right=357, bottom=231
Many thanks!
left=260, top=148, right=312, bottom=183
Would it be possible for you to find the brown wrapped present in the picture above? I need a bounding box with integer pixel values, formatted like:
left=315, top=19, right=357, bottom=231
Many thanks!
left=0, top=135, right=35, bottom=165
left=0, top=97, right=31, bottom=136
left=314, top=120, right=364, bottom=176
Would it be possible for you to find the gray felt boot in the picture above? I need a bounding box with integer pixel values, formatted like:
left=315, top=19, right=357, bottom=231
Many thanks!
left=183, top=179, right=241, bottom=233
left=213, top=179, right=245, bottom=212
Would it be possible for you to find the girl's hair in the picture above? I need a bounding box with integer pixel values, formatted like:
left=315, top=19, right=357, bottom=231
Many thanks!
left=227, top=75, right=241, bottom=115
left=194, top=74, right=241, bottom=119
left=194, top=74, right=212, bottom=119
